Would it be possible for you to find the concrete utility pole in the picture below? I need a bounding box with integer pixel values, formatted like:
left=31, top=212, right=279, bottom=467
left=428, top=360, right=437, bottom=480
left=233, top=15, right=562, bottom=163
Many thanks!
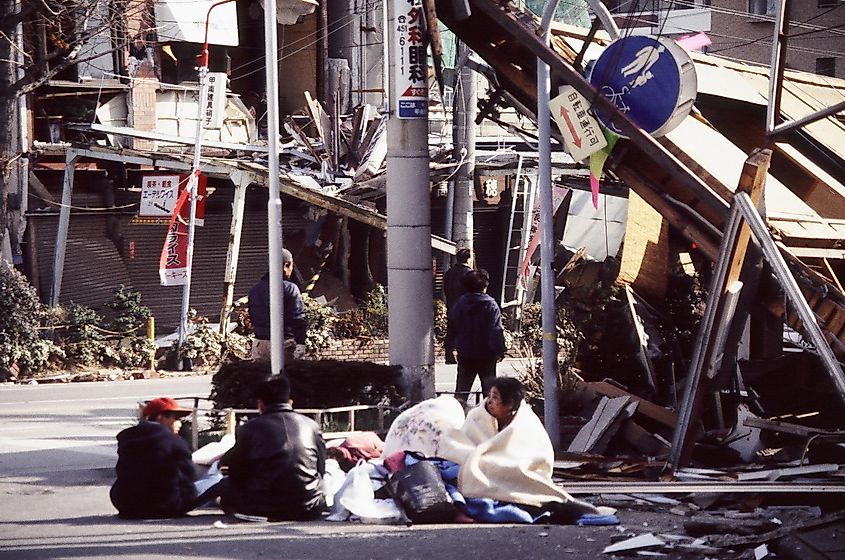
left=452, top=42, right=476, bottom=252
left=264, top=0, right=286, bottom=374
left=386, top=0, right=435, bottom=401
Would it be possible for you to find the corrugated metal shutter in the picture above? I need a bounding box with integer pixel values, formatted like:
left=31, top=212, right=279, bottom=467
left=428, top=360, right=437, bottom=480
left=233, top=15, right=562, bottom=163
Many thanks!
left=30, top=213, right=134, bottom=310
left=123, top=186, right=307, bottom=332
left=28, top=186, right=308, bottom=334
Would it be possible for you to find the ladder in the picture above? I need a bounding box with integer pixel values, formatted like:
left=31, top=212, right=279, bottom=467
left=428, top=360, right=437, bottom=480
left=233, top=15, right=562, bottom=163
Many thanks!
left=500, top=155, right=535, bottom=312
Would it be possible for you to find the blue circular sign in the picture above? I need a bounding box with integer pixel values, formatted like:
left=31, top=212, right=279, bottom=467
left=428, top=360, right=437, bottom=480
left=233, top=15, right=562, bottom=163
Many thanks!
left=589, top=36, right=694, bottom=138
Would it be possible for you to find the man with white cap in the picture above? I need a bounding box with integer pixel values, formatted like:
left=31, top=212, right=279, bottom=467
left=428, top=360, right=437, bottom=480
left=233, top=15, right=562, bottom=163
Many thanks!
left=248, top=247, right=308, bottom=362
left=109, top=397, right=197, bottom=518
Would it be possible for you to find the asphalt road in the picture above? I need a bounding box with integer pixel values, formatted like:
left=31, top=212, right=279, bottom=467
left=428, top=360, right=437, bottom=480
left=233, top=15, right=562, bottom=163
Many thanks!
left=0, top=361, right=683, bottom=559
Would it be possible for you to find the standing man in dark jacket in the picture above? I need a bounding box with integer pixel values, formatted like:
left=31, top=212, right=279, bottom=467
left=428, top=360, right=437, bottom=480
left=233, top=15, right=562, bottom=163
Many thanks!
left=110, top=397, right=197, bottom=519
left=218, top=375, right=326, bottom=520
left=249, top=247, right=308, bottom=362
left=446, top=269, right=507, bottom=402
left=442, top=248, right=473, bottom=364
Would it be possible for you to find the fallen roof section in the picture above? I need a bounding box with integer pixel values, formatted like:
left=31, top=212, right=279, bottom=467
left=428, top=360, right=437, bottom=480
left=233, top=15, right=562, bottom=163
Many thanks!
left=43, top=143, right=456, bottom=255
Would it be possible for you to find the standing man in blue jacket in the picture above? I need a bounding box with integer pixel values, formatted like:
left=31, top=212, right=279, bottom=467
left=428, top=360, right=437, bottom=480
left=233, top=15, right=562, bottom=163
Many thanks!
left=442, top=248, right=473, bottom=364
left=249, top=248, right=308, bottom=361
left=446, top=268, right=507, bottom=402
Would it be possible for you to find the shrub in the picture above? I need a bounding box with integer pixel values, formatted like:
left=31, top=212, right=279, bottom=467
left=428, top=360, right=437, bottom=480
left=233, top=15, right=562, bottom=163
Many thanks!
left=331, top=308, right=367, bottom=339
left=177, top=316, right=225, bottom=367
left=58, top=303, right=108, bottom=367
left=361, top=284, right=388, bottom=337
left=103, top=284, right=151, bottom=333
left=0, top=262, right=51, bottom=379
left=303, top=294, right=334, bottom=352
left=210, top=358, right=405, bottom=411
left=433, top=299, right=447, bottom=343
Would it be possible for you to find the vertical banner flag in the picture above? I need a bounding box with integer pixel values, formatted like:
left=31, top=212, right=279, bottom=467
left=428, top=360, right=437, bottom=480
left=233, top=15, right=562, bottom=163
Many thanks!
left=518, top=186, right=570, bottom=285
left=392, top=0, right=428, bottom=119
left=157, top=171, right=207, bottom=286
left=159, top=187, right=191, bottom=286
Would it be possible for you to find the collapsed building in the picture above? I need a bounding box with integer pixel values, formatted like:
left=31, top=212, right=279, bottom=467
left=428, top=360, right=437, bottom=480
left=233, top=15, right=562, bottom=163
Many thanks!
left=3, top=0, right=845, bottom=498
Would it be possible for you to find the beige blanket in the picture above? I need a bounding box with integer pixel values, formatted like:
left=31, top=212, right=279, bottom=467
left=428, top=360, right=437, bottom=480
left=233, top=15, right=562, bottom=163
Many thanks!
left=438, top=400, right=577, bottom=507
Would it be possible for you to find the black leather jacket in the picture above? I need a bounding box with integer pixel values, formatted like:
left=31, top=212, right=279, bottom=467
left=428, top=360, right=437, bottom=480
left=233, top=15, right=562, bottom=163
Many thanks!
left=220, top=403, right=326, bottom=519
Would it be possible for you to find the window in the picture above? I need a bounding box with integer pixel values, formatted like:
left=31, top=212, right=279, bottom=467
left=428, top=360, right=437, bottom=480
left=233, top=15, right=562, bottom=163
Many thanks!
left=816, top=57, right=836, bottom=77
left=748, top=0, right=775, bottom=15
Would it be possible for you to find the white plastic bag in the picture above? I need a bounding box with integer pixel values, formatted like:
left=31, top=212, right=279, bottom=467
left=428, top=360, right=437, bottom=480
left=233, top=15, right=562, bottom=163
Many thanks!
left=322, top=458, right=346, bottom=508
left=327, top=460, right=403, bottom=524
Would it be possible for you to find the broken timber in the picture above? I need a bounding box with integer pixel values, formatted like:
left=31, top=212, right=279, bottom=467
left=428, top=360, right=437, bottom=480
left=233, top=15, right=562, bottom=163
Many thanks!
left=669, top=151, right=845, bottom=471
left=433, top=0, right=845, bottom=367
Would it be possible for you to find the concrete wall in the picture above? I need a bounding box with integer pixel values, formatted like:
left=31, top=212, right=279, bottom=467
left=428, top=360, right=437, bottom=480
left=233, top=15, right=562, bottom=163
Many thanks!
left=709, top=0, right=845, bottom=78
left=279, top=14, right=319, bottom=116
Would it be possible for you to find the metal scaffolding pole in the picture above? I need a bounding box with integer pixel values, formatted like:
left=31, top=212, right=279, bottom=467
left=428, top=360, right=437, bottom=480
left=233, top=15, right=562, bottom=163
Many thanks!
left=452, top=42, right=476, bottom=253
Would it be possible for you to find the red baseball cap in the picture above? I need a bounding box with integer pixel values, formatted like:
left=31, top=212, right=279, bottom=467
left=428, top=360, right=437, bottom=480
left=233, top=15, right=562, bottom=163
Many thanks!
left=143, top=397, right=192, bottom=419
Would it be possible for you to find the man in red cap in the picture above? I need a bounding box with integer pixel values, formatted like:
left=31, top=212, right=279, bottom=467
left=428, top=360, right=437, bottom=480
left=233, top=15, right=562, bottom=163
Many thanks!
left=109, top=397, right=198, bottom=518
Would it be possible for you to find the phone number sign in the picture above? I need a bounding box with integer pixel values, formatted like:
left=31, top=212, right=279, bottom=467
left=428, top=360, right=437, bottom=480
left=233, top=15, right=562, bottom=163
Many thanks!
left=392, top=0, right=428, bottom=119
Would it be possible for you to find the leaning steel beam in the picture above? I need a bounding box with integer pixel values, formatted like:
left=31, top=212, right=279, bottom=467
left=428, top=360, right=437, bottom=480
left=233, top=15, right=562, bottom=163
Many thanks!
left=735, top=190, right=845, bottom=401
left=434, top=0, right=730, bottom=241
left=558, top=480, right=845, bottom=494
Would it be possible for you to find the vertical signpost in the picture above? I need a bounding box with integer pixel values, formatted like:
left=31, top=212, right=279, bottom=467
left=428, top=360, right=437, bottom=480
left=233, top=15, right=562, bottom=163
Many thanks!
left=393, top=0, right=428, bottom=120
left=387, top=0, right=435, bottom=401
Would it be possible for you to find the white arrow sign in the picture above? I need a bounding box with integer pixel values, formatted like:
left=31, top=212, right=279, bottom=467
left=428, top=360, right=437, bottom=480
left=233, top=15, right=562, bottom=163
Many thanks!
left=549, top=85, right=607, bottom=162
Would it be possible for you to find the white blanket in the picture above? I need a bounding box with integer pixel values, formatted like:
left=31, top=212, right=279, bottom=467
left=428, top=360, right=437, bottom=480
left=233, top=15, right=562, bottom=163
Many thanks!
left=438, top=400, right=577, bottom=507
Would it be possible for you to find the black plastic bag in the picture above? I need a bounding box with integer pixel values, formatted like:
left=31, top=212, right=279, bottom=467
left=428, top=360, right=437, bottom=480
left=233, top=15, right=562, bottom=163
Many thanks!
left=388, top=460, right=456, bottom=524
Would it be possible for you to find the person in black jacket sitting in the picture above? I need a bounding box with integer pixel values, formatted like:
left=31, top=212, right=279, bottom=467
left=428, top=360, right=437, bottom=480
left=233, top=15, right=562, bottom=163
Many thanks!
left=446, top=269, right=507, bottom=403
left=217, top=375, right=326, bottom=520
left=110, top=397, right=197, bottom=519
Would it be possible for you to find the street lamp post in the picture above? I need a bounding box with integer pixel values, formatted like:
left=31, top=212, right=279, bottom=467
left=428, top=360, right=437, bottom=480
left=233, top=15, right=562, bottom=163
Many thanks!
left=177, top=0, right=236, bottom=366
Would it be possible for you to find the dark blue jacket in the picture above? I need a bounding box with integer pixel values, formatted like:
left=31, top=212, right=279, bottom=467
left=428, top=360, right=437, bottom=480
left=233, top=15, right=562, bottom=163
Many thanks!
left=110, top=421, right=197, bottom=519
left=446, top=291, right=507, bottom=362
left=248, top=274, right=307, bottom=344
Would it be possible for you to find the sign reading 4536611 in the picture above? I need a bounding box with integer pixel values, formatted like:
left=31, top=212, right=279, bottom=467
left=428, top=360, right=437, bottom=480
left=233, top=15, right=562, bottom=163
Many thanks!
left=392, top=0, right=428, bottom=119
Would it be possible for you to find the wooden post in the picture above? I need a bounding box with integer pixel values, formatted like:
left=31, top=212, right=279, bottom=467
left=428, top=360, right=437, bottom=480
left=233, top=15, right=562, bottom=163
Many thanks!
left=146, top=316, right=156, bottom=371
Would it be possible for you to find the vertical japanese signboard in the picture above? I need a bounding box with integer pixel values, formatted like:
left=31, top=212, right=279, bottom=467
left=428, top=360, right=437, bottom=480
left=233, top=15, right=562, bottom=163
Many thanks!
left=392, top=0, right=428, bottom=119
left=204, top=72, right=228, bottom=129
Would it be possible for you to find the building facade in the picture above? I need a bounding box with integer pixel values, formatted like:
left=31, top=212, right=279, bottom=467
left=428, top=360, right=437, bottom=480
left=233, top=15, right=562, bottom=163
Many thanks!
left=602, top=0, right=845, bottom=79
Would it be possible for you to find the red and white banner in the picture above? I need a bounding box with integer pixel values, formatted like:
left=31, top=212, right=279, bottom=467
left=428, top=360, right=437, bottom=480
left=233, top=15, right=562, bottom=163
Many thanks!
left=158, top=182, right=191, bottom=286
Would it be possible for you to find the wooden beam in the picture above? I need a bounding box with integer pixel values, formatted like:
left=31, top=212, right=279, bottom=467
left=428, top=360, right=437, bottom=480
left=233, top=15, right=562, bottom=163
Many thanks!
left=579, top=380, right=678, bottom=429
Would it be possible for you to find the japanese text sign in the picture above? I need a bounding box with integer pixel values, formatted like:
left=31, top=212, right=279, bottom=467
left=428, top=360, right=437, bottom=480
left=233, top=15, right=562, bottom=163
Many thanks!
left=139, top=174, right=207, bottom=225
left=204, top=72, right=227, bottom=129
left=549, top=86, right=608, bottom=162
left=392, top=0, right=428, bottom=119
